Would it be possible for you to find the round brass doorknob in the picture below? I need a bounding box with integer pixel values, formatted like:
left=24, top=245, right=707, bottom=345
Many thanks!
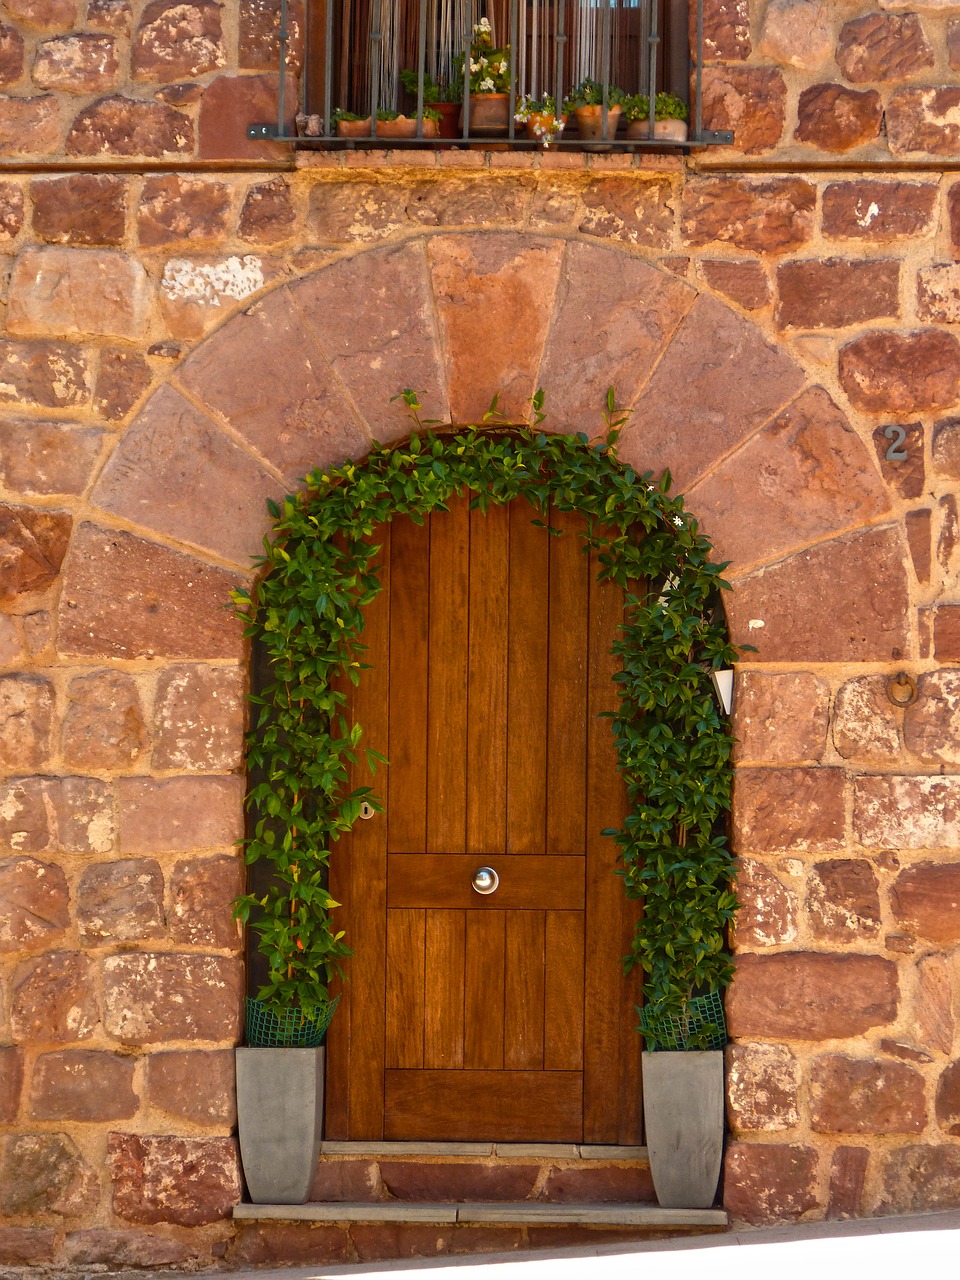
left=471, top=866, right=499, bottom=895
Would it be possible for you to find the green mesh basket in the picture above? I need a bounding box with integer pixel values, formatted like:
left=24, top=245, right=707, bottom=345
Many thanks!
left=244, top=995, right=339, bottom=1048
left=638, top=991, right=727, bottom=1052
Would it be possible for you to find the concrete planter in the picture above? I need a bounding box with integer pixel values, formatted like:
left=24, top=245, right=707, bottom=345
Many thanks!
left=236, top=1046, right=324, bottom=1204
left=641, top=1050, right=723, bottom=1208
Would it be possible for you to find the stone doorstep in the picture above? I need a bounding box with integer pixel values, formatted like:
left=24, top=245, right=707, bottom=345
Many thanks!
left=233, top=1202, right=727, bottom=1228
left=318, top=1142, right=649, bottom=1159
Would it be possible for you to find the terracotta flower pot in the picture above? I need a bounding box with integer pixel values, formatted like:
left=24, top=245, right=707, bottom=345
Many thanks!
left=625, top=118, right=650, bottom=140
left=524, top=112, right=563, bottom=144
left=336, top=117, right=371, bottom=138
left=573, top=103, right=622, bottom=148
left=374, top=115, right=439, bottom=140
left=653, top=118, right=688, bottom=142
left=460, top=93, right=510, bottom=136
left=435, top=101, right=462, bottom=139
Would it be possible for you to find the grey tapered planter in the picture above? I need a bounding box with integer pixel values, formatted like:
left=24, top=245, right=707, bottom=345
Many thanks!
left=236, top=1047, right=324, bottom=1204
left=641, top=1050, right=724, bottom=1208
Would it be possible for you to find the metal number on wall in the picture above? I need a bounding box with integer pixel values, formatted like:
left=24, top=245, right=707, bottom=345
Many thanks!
left=884, top=425, right=908, bottom=462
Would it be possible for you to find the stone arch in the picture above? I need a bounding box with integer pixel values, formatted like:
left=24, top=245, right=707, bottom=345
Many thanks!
left=57, top=231, right=907, bottom=666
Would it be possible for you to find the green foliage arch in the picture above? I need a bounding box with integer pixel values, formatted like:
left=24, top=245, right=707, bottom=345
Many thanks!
left=233, top=394, right=739, bottom=1036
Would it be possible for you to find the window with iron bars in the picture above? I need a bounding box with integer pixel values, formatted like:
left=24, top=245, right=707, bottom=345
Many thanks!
left=248, top=1, right=733, bottom=150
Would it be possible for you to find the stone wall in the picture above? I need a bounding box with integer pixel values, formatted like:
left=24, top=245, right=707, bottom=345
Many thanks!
left=1, top=0, right=960, bottom=1270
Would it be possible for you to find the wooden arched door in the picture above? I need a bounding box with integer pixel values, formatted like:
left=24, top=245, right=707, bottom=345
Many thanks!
left=325, top=493, right=642, bottom=1144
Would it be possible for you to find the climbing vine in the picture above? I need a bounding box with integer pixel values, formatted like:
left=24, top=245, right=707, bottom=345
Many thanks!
left=233, top=392, right=739, bottom=1038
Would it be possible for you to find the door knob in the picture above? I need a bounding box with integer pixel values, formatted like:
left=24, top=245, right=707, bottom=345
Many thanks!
left=471, top=866, right=499, bottom=895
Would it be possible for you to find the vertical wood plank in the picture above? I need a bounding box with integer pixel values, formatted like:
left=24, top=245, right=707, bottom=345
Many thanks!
left=506, top=501, right=549, bottom=855
left=467, top=501, right=509, bottom=856
left=385, top=908, right=425, bottom=1069
left=388, top=514, right=429, bottom=853
left=546, top=506, right=588, bottom=855
left=503, top=910, right=545, bottom=1070
left=427, top=497, right=469, bottom=855
left=544, top=909, right=585, bottom=1072
left=423, top=910, right=465, bottom=1068
left=463, top=910, right=505, bottom=1069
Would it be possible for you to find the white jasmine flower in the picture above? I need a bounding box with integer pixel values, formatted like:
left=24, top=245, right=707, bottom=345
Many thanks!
left=479, top=77, right=495, bottom=92
left=673, top=515, right=684, bottom=527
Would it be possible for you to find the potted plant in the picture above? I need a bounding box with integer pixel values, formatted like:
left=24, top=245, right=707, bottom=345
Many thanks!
left=331, top=108, right=370, bottom=139
left=515, top=93, right=565, bottom=146
left=457, top=16, right=512, bottom=136
left=563, top=77, right=625, bottom=146
left=623, top=93, right=650, bottom=140
left=373, top=108, right=440, bottom=140
left=652, top=91, right=689, bottom=142
left=400, top=67, right=460, bottom=138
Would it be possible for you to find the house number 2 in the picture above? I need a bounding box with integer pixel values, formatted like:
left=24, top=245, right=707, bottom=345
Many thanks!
left=884, top=425, right=908, bottom=462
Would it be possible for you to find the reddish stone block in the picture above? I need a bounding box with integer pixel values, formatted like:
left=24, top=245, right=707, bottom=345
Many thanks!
left=795, top=84, right=882, bottom=152
left=906, top=508, right=932, bottom=582
left=827, top=1146, right=868, bottom=1220
left=67, top=94, right=193, bottom=158
left=917, top=263, right=960, bottom=324
left=856, top=776, right=960, bottom=851
left=8, top=246, right=151, bottom=340
left=0, top=1132, right=99, bottom=1217
left=0, top=1227, right=56, bottom=1264
left=0, top=675, right=53, bottom=769
left=0, top=1045, right=23, bottom=1127
left=6, top=0, right=76, bottom=26
left=0, top=339, right=90, bottom=410
left=30, top=1050, right=138, bottom=1120
left=146, top=1049, right=236, bottom=1126
left=77, top=858, right=165, bottom=944
left=0, top=856, right=68, bottom=952
left=936, top=1059, right=960, bottom=1136
left=832, top=676, right=900, bottom=762
left=0, top=25, right=25, bottom=87
left=809, top=859, right=881, bottom=943
left=951, top=17, right=960, bottom=72
left=536, top=242, right=694, bottom=436
left=0, top=180, right=23, bottom=239
left=700, top=66, right=786, bottom=154
left=231, top=1222, right=352, bottom=1266
left=118, top=776, right=243, bottom=854
left=734, top=767, right=844, bottom=854
left=310, top=1159, right=382, bottom=1202
left=904, top=670, right=960, bottom=764
left=822, top=180, right=937, bottom=242
left=724, top=1143, right=819, bottom=1225
left=733, top=858, right=798, bottom=947
left=309, top=179, right=408, bottom=243
left=0, top=777, right=113, bottom=856
left=837, top=13, right=933, bottom=83
left=94, top=348, right=151, bottom=422
left=239, top=177, right=296, bottom=244
left=872, top=420, right=924, bottom=499
left=57, top=524, right=246, bottom=660
left=153, top=665, right=244, bottom=771
left=935, top=606, right=960, bottom=661
left=727, top=953, right=899, bottom=1040
left=726, top=1043, right=799, bottom=1134
left=62, top=671, right=147, bottom=770
left=33, top=34, right=119, bottom=93
left=170, top=855, right=243, bottom=948
left=158, top=253, right=280, bottom=340
left=732, top=671, right=830, bottom=764
left=137, top=174, right=230, bottom=246
left=10, top=951, right=99, bottom=1043
left=380, top=1161, right=539, bottom=1202
left=888, top=89, right=960, bottom=157
left=92, top=384, right=275, bottom=566
left=776, top=258, right=898, bottom=329
left=891, top=861, right=960, bottom=943
left=578, top=177, right=674, bottom=249
left=619, top=292, right=806, bottom=492
left=86, top=0, right=132, bottom=32
left=758, top=0, right=832, bottom=69
left=681, top=176, right=815, bottom=254
left=0, top=93, right=60, bottom=156
left=939, top=494, right=959, bottom=581
left=239, top=0, right=304, bottom=72
left=811, top=1054, right=925, bottom=1134
left=687, top=385, right=889, bottom=570
left=109, top=1133, right=241, bottom=1225
left=0, top=419, right=104, bottom=497
left=102, top=952, right=242, bottom=1043
left=700, top=0, right=751, bottom=60
left=132, top=0, right=225, bottom=81
left=64, top=1229, right=193, bottom=1268
left=879, top=1145, right=960, bottom=1214
left=198, top=73, right=296, bottom=162
left=841, top=330, right=960, bottom=415
left=539, top=1163, right=655, bottom=1203
left=881, top=1039, right=932, bottom=1065
left=0, top=506, right=71, bottom=604
left=934, top=419, right=960, bottom=478
left=698, top=259, right=769, bottom=310
left=408, top=175, right=532, bottom=231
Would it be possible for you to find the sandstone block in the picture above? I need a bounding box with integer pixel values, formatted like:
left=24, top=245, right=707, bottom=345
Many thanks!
left=822, top=180, right=937, bottom=242
left=936, top=1059, right=960, bottom=1135
left=889, top=89, right=960, bottom=156
left=33, top=34, right=119, bottom=93
left=776, top=258, right=898, bottom=329
left=0, top=675, right=53, bottom=769
left=725, top=1042, right=799, bottom=1133
left=832, top=676, right=900, bottom=761
left=734, top=767, right=844, bottom=853
left=724, top=1143, right=818, bottom=1225
left=57, top=524, right=246, bottom=661
left=891, top=861, right=960, bottom=942
left=872, top=420, right=924, bottom=499
left=94, top=347, right=151, bottom=420
left=62, top=670, right=147, bottom=770
left=880, top=1145, right=960, bottom=1214
left=0, top=1046, right=24, bottom=1122
left=0, top=1132, right=99, bottom=1217
left=810, top=1054, right=925, bottom=1134
left=405, top=174, right=528, bottom=229
left=935, top=606, right=960, bottom=660
left=239, top=0, right=304, bottom=72
left=380, top=1161, right=540, bottom=1202
left=8, top=246, right=151, bottom=340
left=837, top=13, right=934, bottom=83
left=0, top=1227, right=55, bottom=1264
left=119, top=775, right=243, bottom=854
left=198, top=73, right=296, bottom=162
left=949, top=183, right=960, bottom=256
left=0, top=180, right=23, bottom=239
left=231, top=1222, right=352, bottom=1266
left=169, top=855, right=242, bottom=948
left=158, top=253, right=277, bottom=340
left=809, top=859, right=881, bottom=942
left=576, top=178, right=673, bottom=249
left=133, top=0, right=225, bottom=81
left=0, top=506, right=72, bottom=604
left=907, top=508, right=932, bottom=583
left=0, top=776, right=113, bottom=855
left=918, top=263, right=960, bottom=324
left=67, top=94, right=193, bottom=157
left=681, top=176, right=815, bottom=254
left=733, top=858, right=798, bottom=947
left=840, top=329, right=960, bottom=414
left=698, top=259, right=769, bottom=310
left=727, top=953, right=899, bottom=1040
left=108, top=1133, right=241, bottom=1224
left=856, top=776, right=960, bottom=850
left=146, top=1049, right=236, bottom=1125
left=77, top=858, right=165, bottom=944
left=904, top=670, right=960, bottom=764
left=795, top=84, right=882, bottom=152
left=64, top=1229, right=193, bottom=1268
left=0, top=856, right=68, bottom=953
left=30, top=1050, right=138, bottom=1120
left=0, top=419, right=104, bottom=498
left=732, top=672, right=830, bottom=764
left=309, top=179, right=409, bottom=243
left=86, top=0, right=132, bottom=33
left=827, top=1147, right=869, bottom=1220
left=153, top=665, right=243, bottom=772
left=0, top=25, right=25, bottom=87
left=700, top=0, right=751, bottom=60
left=758, top=0, right=832, bottom=69
left=701, top=66, right=785, bottom=153
left=938, top=494, right=960, bottom=580
left=0, top=93, right=60, bottom=156
left=102, top=952, right=241, bottom=1042
left=11, top=952, right=99, bottom=1042
left=239, top=176, right=296, bottom=244
left=31, top=173, right=126, bottom=245
left=6, top=0, right=76, bottom=26
left=0, top=339, right=90, bottom=410
left=137, top=174, right=230, bottom=246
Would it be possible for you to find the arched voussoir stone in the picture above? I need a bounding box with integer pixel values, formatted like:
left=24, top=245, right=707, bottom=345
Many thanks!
left=57, top=524, right=247, bottom=661
left=91, top=385, right=278, bottom=569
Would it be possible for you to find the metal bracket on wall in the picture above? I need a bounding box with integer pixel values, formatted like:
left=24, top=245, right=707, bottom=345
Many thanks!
left=696, top=130, right=734, bottom=145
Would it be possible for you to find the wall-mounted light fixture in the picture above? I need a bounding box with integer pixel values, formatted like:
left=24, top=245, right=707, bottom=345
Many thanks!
left=710, top=668, right=734, bottom=716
